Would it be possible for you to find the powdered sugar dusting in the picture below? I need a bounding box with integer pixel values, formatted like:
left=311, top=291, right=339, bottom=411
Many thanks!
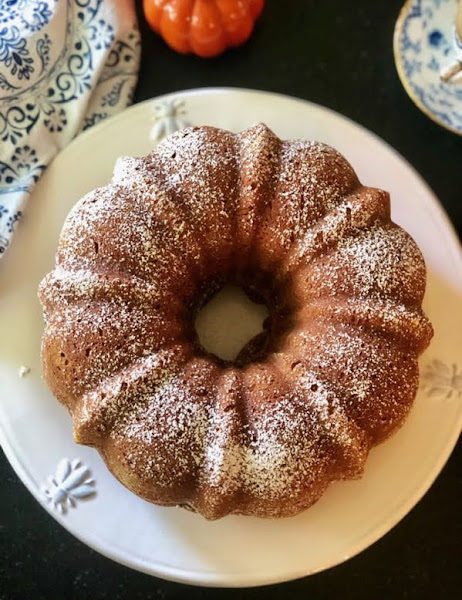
left=109, top=362, right=366, bottom=505
left=74, top=347, right=185, bottom=442
left=38, top=123, right=432, bottom=519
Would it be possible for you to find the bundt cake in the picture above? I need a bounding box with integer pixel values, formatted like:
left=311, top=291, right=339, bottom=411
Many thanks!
left=38, top=124, right=433, bottom=519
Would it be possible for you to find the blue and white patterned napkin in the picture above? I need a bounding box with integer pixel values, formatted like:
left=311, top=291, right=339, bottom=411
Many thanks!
left=0, top=0, right=140, bottom=257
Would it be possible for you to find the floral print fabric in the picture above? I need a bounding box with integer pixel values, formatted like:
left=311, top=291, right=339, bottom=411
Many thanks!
left=0, top=0, right=140, bottom=256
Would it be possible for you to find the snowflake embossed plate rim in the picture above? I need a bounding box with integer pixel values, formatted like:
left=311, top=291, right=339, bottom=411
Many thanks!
left=394, top=0, right=462, bottom=134
left=0, top=88, right=461, bottom=588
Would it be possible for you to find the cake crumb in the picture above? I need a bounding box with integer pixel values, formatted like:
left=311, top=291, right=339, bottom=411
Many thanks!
left=18, top=365, right=31, bottom=378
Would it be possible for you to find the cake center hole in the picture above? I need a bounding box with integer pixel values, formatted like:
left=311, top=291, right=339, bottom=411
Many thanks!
left=194, top=284, right=269, bottom=363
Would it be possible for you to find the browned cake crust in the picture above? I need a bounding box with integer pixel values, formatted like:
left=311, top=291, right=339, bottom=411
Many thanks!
left=38, top=124, right=433, bottom=519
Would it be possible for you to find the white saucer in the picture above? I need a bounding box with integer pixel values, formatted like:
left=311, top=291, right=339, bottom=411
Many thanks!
left=1, top=88, right=461, bottom=587
left=394, top=0, right=462, bottom=134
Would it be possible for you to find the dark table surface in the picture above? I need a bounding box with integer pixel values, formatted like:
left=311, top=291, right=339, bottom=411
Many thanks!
left=1, top=1, right=461, bottom=599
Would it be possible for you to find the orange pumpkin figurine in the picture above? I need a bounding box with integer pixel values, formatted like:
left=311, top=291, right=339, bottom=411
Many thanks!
left=143, top=0, right=265, bottom=58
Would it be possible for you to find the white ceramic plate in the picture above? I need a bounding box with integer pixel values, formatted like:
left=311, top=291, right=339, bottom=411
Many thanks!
left=1, top=88, right=461, bottom=588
